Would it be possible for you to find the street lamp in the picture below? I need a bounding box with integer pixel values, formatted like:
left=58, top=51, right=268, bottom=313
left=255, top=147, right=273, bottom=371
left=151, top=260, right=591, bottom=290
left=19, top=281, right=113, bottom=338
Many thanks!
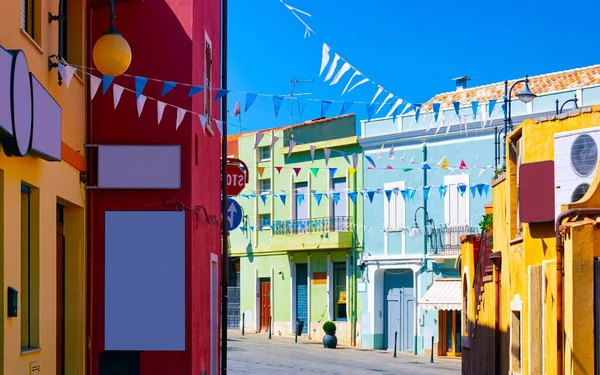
left=556, top=94, right=579, bottom=115
left=501, top=75, right=537, bottom=170
left=93, top=0, right=132, bottom=77
left=409, top=206, right=435, bottom=247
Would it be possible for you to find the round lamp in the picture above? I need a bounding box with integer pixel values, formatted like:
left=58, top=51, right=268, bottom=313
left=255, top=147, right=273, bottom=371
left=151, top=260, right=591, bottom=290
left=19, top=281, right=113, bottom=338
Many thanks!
left=93, top=33, right=131, bottom=77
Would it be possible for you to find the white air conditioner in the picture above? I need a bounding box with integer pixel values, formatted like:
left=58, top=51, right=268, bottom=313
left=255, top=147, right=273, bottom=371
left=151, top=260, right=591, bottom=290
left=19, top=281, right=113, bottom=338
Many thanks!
left=554, top=128, right=600, bottom=218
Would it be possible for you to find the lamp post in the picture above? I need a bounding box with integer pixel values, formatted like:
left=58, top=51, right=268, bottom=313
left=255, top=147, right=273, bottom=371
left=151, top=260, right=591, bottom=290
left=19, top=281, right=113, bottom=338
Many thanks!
left=410, top=206, right=435, bottom=255
left=555, top=94, right=579, bottom=115
left=92, top=0, right=132, bottom=77
left=501, top=75, right=536, bottom=170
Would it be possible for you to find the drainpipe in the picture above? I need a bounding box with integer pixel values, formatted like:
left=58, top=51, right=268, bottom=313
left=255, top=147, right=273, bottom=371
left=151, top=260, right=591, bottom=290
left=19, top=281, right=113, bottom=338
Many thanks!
left=352, top=167, right=358, bottom=347
left=555, top=208, right=600, bottom=375
left=491, top=251, right=501, bottom=375
left=416, top=143, right=428, bottom=355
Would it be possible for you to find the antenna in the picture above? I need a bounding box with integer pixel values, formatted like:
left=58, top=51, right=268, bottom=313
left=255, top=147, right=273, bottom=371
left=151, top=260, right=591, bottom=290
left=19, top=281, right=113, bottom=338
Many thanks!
left=290, top=76, right=313, bottom=126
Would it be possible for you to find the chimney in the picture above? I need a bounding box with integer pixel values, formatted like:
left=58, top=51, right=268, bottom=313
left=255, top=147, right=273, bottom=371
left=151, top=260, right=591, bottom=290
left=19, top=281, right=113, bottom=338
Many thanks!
left=451, top=76, right=471, bottom=91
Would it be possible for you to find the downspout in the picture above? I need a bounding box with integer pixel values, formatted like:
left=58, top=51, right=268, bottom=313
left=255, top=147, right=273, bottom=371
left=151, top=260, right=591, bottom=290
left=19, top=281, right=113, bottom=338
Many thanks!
left=86, top=7, right=94, bottom=375
left=416, top=143, right=428, bottom=355
left=555, top=208, right=600, bottom=375
left=351, top=158, right=358, bottom=347
left=491, top=251, right=501, bottom=375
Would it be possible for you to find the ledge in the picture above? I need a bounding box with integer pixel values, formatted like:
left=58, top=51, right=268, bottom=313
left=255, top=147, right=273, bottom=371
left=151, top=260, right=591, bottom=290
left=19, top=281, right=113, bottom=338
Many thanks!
left=21, top=347, right=41, bottom=355
left=509, top=236, right=523, bottom=246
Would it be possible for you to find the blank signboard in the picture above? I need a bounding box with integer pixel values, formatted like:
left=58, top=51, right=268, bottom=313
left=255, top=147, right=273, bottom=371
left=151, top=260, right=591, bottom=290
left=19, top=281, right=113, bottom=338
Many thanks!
left=97, top=145, right=181, bottom=189
left=104, top=210, right=185, bottom=351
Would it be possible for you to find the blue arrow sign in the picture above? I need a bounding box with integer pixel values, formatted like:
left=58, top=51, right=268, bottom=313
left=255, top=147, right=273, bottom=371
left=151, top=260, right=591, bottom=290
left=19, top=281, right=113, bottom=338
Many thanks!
left=226, top=198, right=243, bottom=231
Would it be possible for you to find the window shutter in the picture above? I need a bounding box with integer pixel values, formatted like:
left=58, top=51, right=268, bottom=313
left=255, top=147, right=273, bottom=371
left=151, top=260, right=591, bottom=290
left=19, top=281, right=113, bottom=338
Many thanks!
left=21, top=0, right=27, bottom=29
left=384, top=181, right=405, bottom=230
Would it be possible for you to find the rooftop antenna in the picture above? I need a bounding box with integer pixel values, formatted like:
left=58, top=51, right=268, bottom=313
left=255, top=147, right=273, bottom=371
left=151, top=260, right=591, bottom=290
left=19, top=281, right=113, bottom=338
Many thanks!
left=289, top=76, right=313, bottom=134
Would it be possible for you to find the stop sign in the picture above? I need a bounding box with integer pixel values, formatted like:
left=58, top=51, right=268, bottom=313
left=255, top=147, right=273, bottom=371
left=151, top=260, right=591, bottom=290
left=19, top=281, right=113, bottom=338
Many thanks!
left=226, top=164, right=246, bottom=196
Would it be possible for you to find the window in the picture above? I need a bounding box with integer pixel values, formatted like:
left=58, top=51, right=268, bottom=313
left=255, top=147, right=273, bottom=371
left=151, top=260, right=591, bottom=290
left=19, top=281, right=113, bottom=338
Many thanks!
left=258, top=146, right=271, bottom=161
left=21, top=184, right=39, bottom=351
left=258, top=214, right=271, bottom=228
left=21, top=0, right=35, bottom=38
left=258, top=179, right=271, bottom=195
left=384, top=181, right=405, bottom=231
left=333, top=262, right=347, bottom=321
left=204, top=34, right=214, bottom=136
left=510, top=311, right=522, bottom=373
left=515, top=137, right=522, bottom=236
left=444, top=174, right=470, bottom=227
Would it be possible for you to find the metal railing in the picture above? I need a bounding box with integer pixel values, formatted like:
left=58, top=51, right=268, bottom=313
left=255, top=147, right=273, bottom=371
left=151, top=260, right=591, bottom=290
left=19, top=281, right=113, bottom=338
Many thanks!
left=429, top=225, right=480, bottom=255
left=273, top=216, right=353, bottom=235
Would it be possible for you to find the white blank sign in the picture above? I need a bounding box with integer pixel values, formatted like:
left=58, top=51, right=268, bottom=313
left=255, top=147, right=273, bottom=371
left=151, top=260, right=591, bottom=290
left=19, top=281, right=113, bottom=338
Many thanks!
left=104, top=210, right=186, bottom=351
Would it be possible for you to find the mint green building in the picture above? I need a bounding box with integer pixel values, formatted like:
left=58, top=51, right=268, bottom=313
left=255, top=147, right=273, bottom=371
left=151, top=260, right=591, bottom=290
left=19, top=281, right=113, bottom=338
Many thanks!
left=228, top=114, right=364, bottom=346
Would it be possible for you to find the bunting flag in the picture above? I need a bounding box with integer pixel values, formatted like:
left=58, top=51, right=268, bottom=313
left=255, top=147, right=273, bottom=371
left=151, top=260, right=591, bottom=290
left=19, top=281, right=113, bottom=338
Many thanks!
left=188, top=85, right=204, bottom=98
left=162, top=81, right=177, bottom=96
left=319, top=44, right=331, bottom=76
left=324, top=54, right=341, bottom=82
left=414, top=105, right=421, bottom=123
left=113, top=84, right=124, bottom=108
left=293, top=167, right=302, bottom=177
left=347, top=76, right=369, bottom=94
left=176, top=108, right=186, bottom=129
left=273, top=96, right=284, bottom=117
left=348, top=191, right=358, bottom=203
left=470, top=185, right=477, bottom=198
left=367, top=191, right=375, bottom=203
left=233, top=101, right=241, bottom=117
left=389, top=145, right=395, bottom=160
left=438, top=185, right=448, bottom=198
left=348, top=167, right=357, bottom=176
left=270, top=135, right=279, bottom=150
left=471, top=101, right=479, bottom=120
left=329, top=167, right=337, bottom=178
left=157, top=101, right=167, bottom=124
left=377, top=144, right=384, bottom=159
left=403, top=168, right=413, bottom=172
left=279, top=194, right=287, bottom=205
left=198, top=114, right=208, bottom=133
left=423, top=186, right=431, bottom=200
left=422, top=162, right=431, bottom=170
left=310, top=145, right=316, bottom=162
left=386, top=98, right=403, bottom=118
left=297, top=99, right=308, bottom=117
left=433, top=102, right=441, bottom=122
left=215, top=119, right=223, bottom=137
left=483, top=184, right=490, bottom=196
left=339, top=151, right=351, bottom=165
left=476, top=183, right=484, bottom=197
left=324, top=148, right=331, bottom=165
left=340, top=101, right=353, bottom=115
left=134, top=76, right=148, bottom=100
left=332, top=192, right=341, bottom=205
left=276, top=166, right=283, bottom=174
left=321, top=101, right=332, bottom=117
left=288, top=140, right=296, bottom=157
left=488, top=99, right=497, bottom=117
left=330, top=62, right=351, bottom=86
left=102, top=75, right=114, bottom=95
left=254, top=132, right=264, bottom=149
left=385, top=190, right=392, bottom=202
left=260, top=194, right=268, bottom=205
left=342, top=70, right=360, bottom=95
left=453, top=101, right=460, bottom=117
left=90, top=75, right=102, bottom=99
left=458, top=184, right=467, bottom=197
left=315, top=193, right=323, bottom=206
left=214, top=89, right=229, bottom=101
left=310, top=167, right=319, bottom=177
left=137, top=95, right=147, bottom=117
left=245, top=92, right=258, bottom=112
left=459, top=160, right=468, bottom=170
left=297, top=193, right=305, bottom=206
left=376, top=93, right=394, bottom=114
left=386, top=165, right=393, bottom=170
left=257, top=167, right=265, bottom=177
left=366, top=103, right=375, bottom=121
left=352, top=154, right=359, bottom=169
left=365, top=155, right=376, bottom=169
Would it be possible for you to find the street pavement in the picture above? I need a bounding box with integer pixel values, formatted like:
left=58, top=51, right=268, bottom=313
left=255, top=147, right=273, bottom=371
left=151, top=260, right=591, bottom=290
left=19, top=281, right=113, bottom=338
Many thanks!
left=227, top=330, right=461, bottom=375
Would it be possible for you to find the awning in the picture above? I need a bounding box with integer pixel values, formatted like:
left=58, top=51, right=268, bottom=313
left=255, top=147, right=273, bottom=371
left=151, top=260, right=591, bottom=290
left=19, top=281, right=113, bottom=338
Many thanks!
left=419, top=279, right=462, bottom=311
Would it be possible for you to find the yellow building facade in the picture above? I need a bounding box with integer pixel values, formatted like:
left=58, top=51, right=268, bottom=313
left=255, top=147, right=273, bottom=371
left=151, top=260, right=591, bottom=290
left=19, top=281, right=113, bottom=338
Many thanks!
left=461, top=106, right=600, bottom=375
left=0, top=1, right=87, bottom=374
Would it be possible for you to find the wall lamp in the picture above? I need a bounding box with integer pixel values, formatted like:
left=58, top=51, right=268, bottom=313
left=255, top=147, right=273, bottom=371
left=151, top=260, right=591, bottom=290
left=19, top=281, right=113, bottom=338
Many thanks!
left=556, top=94, right=579, bottom=115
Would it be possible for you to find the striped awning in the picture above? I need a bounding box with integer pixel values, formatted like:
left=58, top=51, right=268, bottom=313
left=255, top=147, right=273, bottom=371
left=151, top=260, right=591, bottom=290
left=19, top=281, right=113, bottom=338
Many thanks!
left=419, top=279, right=462, bottom=311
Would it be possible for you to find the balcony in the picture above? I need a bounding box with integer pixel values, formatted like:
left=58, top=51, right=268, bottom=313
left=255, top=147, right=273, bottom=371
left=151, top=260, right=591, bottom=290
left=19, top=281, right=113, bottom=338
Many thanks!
left=271, top=216, right=354, bottom=251
left=428, top=225, right=480, bottom=257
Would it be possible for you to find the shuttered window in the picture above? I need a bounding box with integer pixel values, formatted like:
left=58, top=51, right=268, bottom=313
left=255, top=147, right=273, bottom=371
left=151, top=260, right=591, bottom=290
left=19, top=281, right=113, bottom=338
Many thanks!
left=444, top=174, right=470, bottom=226
left=204, top=36, right=214, bottom=136
left=384, top=181, right=405, bottom=230
left=21, top=0, right=34, bottom=37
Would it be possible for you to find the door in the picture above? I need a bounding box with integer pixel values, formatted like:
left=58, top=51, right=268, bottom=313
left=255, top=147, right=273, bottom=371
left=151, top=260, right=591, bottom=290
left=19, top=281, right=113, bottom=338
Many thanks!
left=210, top=259, right=218, bottom=375
left=296, top=264, right=308, bottom=334
left=56, top=204, right=65, bottom=375
left=386, top=289, right=401, bottom=350
left=294, top=182, right=308, bottom=233
left=332, top=178, right=347, bottom=230
left=386, top=288, right=414, bottom=352
left=260, top=279, right=271, bottom=332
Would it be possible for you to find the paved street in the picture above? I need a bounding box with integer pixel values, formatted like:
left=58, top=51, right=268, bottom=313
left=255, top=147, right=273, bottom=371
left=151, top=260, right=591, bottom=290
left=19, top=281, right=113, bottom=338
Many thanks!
left=227, top=331, right=461, bottom=375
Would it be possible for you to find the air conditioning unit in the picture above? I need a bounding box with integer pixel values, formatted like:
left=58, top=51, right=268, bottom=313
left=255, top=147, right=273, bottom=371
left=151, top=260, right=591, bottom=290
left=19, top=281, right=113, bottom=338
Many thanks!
left=554, top=128, right=600, bottom=218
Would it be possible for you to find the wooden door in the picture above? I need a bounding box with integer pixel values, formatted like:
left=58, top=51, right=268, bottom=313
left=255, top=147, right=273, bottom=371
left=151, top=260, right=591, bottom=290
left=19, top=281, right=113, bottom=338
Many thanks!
left=260, top=280, right=271, bottom=331
left=56, top=225, right=65, bottom=375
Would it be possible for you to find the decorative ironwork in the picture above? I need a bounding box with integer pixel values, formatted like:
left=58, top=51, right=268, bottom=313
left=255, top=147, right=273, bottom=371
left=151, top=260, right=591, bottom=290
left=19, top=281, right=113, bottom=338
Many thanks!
left=273, top=216, right=353, bottom=235
left=429, top=225, right=480, bottom=255
left=227, top=286, right=240, bottom=329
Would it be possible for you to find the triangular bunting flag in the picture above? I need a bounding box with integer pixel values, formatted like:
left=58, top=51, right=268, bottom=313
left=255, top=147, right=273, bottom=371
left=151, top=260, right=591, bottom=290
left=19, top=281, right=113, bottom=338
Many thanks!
left=315, top=193, right=323, bottom=206
left=176, top=108, right=186, bottom=129
left=324, top=148, right=331, bottom=165
left=365, top=155, right=376, bottom=168
left=403, top=168, right=413, bottom=172
left=385, top=190, right=392, bottom=202
left=476, top=183, right=485, bottom=197
left=319, top=43, right=331, bottom=76
left=188, top=85, right=204, bottom=98
left=279, top=194, right=287, bottom=205
left=257, top=167, right=265, bottom=177
left=297, top=99, right=307, bottom=117
left=423, top=186, right=431, bottom=200
left=472, top=101, right=479, bottom=120
left=90, top=75, right=102, bottom=99
left=400, top=189, right=408, bottom=201
left=260, top=194, right=267, bottom=205
left=366, top=103, right=375, bottom=121
left=288, top=140, right=296, bottom=157
left=162, top=81, right=177, bottom=96
left=367, top=191, right=375, bottom=203
left=134, top=76, right=148, bottom=100
left=409, top=189, right=416, bottom=200
left=386, top=165, right=393, bottom=170
left=453, top=101, right=460, bottom=117
left=352, top=154, right=359, bottom=169
left=330, top=62, right=352, bottom=86
left=102, top=75, right=114, bottom=95
left=389, top=145, right=395, bottom=160
left=348, top=192, right=358, bottom=203
left=137, top=95, right=147, bottom=117
left=214, top=89, right=229, bottom=101
left=273, top=96, right=284, bottom=117
left=324, top=53, right=340, bottom=82
left=459, top=160, right=468, bottom=170
left=310, top=168, right=319, bottom=177
left=275, top=166, right=283, bottom=174
left=293, top=167, right=302, bottom=177
left=470, top=185, right=477, bottom=198
left=414, top=105, right=421, bottom=123
left=254, top=132, right=264, bottom=149
left=483, top=184, right=490, bottom=196
left=422, top=163, right=431, bottom=170
left=296, top=193, right=305, bottom=206
left=215, top=120, right=223, bottom=137
left=245, top=92, right=258, bottom=112
left=377, top=144, right=384, bottom=159
left=433, top=102, right=441, bottom=122
left=339, top=151, right=350, bottom=165
left=157, top=101, right=167, bottom=124
left=113, top=84, right=124, bottom=108
left=198, top=114, right=208, bottom=133
left=341, top=101, right=353, bottom=115
left=438, top=185, right=448, bottom=199
left=332, top=192, right=341, bottom=205
left=321, top=101, right=332, bottom=118
left=441, top=157, right=449, bottom=170
left=488, top=99, right=497, bottom=117
left=270, top=135, right=279, bottom=150
left=310, top=145, right=316, bottom=162
left=457, top=184, right=467, bottom=197
left=348, top=167, right=356, bottom=176
left=329, top=168, right=337, bottom=178
left=376, top=93, right=394, bottom=114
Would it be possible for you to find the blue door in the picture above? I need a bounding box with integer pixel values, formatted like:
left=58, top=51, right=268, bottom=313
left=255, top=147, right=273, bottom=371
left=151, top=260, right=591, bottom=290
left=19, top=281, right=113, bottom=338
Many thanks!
left=296, top=263, right=308, bottom=334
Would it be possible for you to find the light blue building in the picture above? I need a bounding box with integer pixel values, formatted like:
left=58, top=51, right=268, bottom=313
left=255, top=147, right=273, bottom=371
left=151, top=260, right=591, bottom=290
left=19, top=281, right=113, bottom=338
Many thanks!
left=357, top=65, right=600, bottom=357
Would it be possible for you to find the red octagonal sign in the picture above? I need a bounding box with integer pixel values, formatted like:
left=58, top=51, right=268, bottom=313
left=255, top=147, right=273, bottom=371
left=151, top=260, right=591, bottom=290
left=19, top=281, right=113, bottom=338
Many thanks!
left=226, top=164, right=246, bottom=196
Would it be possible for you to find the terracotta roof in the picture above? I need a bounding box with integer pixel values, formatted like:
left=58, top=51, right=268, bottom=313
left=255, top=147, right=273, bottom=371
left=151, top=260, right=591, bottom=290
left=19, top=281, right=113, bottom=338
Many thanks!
left=226, top=113, right=356, bottom=141
left=420, top=64, right=600, bottom=112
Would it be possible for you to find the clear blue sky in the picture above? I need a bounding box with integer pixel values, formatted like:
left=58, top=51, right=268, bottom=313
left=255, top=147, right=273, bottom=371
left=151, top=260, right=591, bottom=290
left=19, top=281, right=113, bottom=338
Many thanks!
left=227, top=0, right=600, bottom=135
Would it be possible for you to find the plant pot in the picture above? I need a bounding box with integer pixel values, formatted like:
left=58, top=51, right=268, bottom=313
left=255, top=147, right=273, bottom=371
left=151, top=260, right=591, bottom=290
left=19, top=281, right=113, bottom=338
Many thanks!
left=323, top=332, right=337, bottom=349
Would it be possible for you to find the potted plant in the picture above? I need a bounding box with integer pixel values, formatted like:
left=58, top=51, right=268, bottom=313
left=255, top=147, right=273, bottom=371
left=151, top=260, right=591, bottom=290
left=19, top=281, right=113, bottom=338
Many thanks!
left=322, top=321, right=337, bottom=349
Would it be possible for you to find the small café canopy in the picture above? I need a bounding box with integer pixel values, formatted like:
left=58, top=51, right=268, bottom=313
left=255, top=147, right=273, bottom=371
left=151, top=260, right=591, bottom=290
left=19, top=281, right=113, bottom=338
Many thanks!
left=419, top=278, right=462, bottom=311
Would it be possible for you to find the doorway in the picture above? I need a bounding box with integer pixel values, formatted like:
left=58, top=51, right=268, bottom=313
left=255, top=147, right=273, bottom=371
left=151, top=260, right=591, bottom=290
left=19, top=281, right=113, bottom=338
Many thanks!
left=386, top=288, right=414, bottom=351
left=260, top=279, right=271, bottom=332
left=296, top=264, right=308, bottom=334
left=56, top=204, right=65, bottom=375
left=438, top=310, right=462, bottom=356
left=210, top=258, right=218, bottom=375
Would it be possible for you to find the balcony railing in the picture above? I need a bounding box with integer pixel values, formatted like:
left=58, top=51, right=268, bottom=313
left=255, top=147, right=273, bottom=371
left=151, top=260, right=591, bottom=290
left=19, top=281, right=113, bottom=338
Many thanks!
left=273, top=216, right=353, bottom=235
left=429, top=225, right=480, bottom=255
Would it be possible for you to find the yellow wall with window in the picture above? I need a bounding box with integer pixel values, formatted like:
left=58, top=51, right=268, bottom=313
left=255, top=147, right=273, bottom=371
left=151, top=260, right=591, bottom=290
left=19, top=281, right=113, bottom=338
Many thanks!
left=0, top=1, right=87, bottom=374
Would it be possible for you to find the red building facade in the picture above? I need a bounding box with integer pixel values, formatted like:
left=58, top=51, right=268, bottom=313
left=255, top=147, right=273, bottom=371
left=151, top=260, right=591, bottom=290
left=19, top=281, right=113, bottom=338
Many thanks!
left=87, top=1, right=222, bottom=374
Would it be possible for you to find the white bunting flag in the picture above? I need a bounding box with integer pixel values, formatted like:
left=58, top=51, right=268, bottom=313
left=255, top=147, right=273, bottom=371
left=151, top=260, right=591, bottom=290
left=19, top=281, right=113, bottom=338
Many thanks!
left=324, top=148, right=331, bottom=165
left=409, top=156, right=415, bottom=164
left=389, top=145, right=395, bottom=160
left=479, top=167, right=486, bottom=177
left=113, top=84, right=124, bottom=108
left=90, top=76, right=101, bottom=100
left=157, top=101, right=167, bottom=124
left=435, top=112, right=444, bottom=134
left=342, top=70, right=361, bottom=95
left=399, top=150, right=405, bottom=162
left=446, top=117, right=452, bottom=135
left=137, top=95, right=147, bottom=117
left=254, top=132, right=265, bottom=149
left=386, top=98, right=403, bottom=118
left=347, top=77, right=369, bottom=94
left=270, top=135, right=279, bottom=150
left=436, top=156, right=447, bottom=166
left=288, top=139, right=296, bottom=157
left=58, top=63, right=66, bottom=82
left=198, top=114, right=208, bottom=133
left=370, top=86, right=384, bottom=106
left=310, top=145, right=316, bottom=162
left=61, top=63, right=76, bottom=88
left=176, top=108, right=186, bottom=129
left=324, top=54, right=340, bottom=82
left=215, top=119, right=223, bottom=136
left=376, top=93, right=394, bottom=114
left=320, top=44, right=331, bottom=76
left=330, top=62, right=351, bottom=86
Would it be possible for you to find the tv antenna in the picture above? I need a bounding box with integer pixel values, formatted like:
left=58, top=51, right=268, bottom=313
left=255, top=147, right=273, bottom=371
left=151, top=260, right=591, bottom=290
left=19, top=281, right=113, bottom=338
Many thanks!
left=289, top=76, right=313, bottom=126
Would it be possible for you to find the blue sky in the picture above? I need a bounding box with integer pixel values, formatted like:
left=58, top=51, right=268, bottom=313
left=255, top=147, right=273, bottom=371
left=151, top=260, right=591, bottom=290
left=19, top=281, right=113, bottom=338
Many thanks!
left=227, top=0, right=600, bottom=135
